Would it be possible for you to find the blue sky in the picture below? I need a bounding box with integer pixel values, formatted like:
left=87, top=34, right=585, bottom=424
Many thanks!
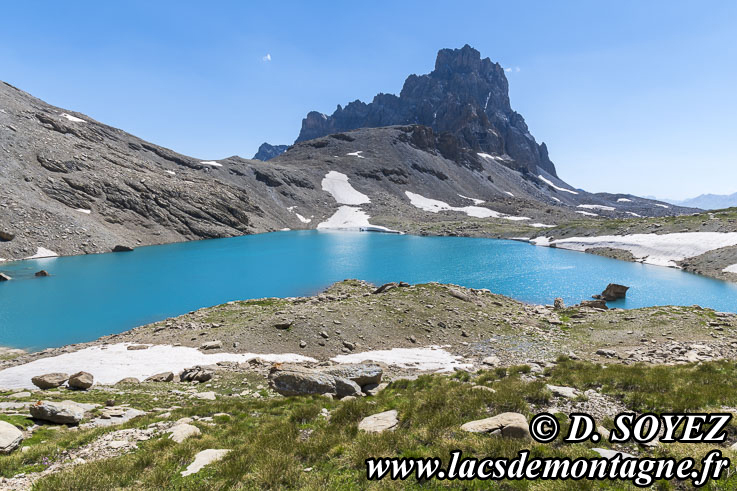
left=2, top=1, right=735, bottom=199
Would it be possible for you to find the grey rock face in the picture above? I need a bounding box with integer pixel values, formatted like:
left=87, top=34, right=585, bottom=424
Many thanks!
left=30, top=400, right=85, bottom=424
left=358, top=410, right=399, bottom=433
left=31, top=372, right=69, bottom=389
left=296, top=45, right=556, bottom=177
left=253, top=143, right=289, bottom=161
left=461, top=412, right=531, bottom=440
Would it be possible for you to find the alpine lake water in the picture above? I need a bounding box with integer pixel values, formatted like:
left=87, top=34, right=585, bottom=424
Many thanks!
left=1, top=230, right=736, bottom=351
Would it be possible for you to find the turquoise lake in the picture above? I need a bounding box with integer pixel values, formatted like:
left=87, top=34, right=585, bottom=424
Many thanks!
left=1, top=230, right=736, bottom=351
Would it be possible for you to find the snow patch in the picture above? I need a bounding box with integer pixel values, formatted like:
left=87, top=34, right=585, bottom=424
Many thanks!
left=331, top=346, right=471, bottom=372
left=24, top=247, right=58, bottom=260
left=505, top=192, right=515, bottom=197
left=321, top=171, right=370, bottom=205
left=617, top=198, right=632, bottom=203
left=575, top=211, right=598, bottom=217
left=655, top=204, right=670, bottom=209
left=295, top=213, right=311, bottom=224
left=551, top=197, right=561, bottom=203
left=166, top=170, right=176, bottom=176
left=544, top=232, right=737, bottom=268
left=458, top=194, right=485, bottom=205
left=0, top=344, right=317, bottom=390
left=405, top=191, right=530, bottom=221
left=200, top=161, right=222, bottom=167
left=61, top=113, right=86, bottom=123
left=723, top=264, right=737, bottom=274
left=578, top=204, right=615, bottom=211
left=626, top=212, right=642, bottom=217
left=538, top=175, right=579, bottom=195
left=75, top=208, right=91, bottom=214
left=317, top=206, right=394, bottom=232
left=530, top=223, right=556, bottom=228
left=346, top=151, right=365, bottom=159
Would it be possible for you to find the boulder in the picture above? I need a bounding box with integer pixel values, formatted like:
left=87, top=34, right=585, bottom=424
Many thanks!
left=274, top=321, right=293, bottom=330
left=181, top=449, right=231, bottom=477
left=34, top=270, right=50, bottom=277
left=553, top=298, right=565, bottom=310
left=180, top=366, right=213, bottom=383
left=145, top=372, right=174, bottom=383
left=334, top=377, right=362, bottom=398
left=199, top=341, right=222, bottom=350
left=0, top=420, right=23, bottom=454
left=31, top=372, right=69, bottom=389
left=68, top=371, right=94, bottom=390
left=0, top=231, right=15, bottom=242
left=482, top=355, right=500, bottom=366
left=601, top=284, right=629, bottom=301
left=546, top=384, right=579, bottom=399
left=30, top=400, right=85, bottom=424
left=372, top=282, right=397, bottom=294
left=358, top=410, right=399, bottom=433
left=579, top=300, right=608, bottom=310
left=323, top=364, right=383, bottom=386
left=126, top=344, right=149, bottom=351
left=268, top=365, right=337, bottom=396
left=112, top=245, right=134, bottom=252
left=115, top=377, right=140, bottom=385
left=166, top=423, right=201, bottom=443
left=363, top=382, right=388, bottom=396
left=0, top=273, right=11, bottom=282
left=461, top=412, right=531, bottom=440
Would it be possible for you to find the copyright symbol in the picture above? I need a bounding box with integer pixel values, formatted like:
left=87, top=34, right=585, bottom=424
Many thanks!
left=530, top=413, right=559, bottom=443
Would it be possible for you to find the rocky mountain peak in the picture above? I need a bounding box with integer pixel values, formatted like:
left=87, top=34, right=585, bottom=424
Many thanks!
left=295, top=45, right=557, bottom=177
left=253, top=142, right=288, bottom=161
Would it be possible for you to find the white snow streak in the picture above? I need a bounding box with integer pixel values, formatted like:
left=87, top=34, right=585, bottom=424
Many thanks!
left=617, top=198, right=632, bottom=203
left=405, top=191, right=530, bottom=221
left=24, top=247, right=58, bottom=260
left=538, top=175, right=579, bottom=195
left=723, top=264, right=737, bottom=274
left=578, top=204, right=615, bottom=211
left=61, top=113, right=86, bottom=123
left=575, top=211, right=598, bottom=217
left=200, top=161, right=222, bottom=167
left=458, top=194, right=485, bottom=205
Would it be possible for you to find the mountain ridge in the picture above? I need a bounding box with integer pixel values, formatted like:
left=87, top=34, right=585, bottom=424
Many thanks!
left=296, top=44, right=557, bottom=177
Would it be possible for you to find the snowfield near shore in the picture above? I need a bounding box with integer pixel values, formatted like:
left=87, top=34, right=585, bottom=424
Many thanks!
left=533, top=232, right=737, bottom=268
left=0, top=344, right=317, bottom=390
left=331, top=346, right=472, bottom=372
left=317, top=171, right=394, bottom=231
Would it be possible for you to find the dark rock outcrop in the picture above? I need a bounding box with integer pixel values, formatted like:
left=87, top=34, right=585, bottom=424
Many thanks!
left=601, top=284, right=629, bottom=301
left=112, top=245, right=134, bottom=252
left=253, top=143, right=289, bottom=161
left=35, top=270, right=50, bottom=277
left=0, top=273, right=10, bottom=282
left=296, top=45, right=557, bottom=177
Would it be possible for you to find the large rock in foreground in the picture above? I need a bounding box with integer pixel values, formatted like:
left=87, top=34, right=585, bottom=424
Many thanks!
left=31, top=372, right=69, bottom=389
left=0, top=420, right=23, bottom=454
left=181, top=449, right=231, bottom=477
left=358, top=410, right=399, bottom=433
left=68, top=371, right=94, bottom=390
left=268, top=363, right=383, bottom=397
left=461, top=412, right=531, bottom=440
left=30, top=400, right=85, bottom=425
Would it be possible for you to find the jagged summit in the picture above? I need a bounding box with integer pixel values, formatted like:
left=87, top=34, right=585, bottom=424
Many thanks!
left=296, top=45, right=556, bottom=177
left=253, top=142, right=288, bottom=161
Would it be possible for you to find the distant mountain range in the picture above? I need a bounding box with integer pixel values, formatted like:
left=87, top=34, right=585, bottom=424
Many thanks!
left=662, top=193, right=737, bottom=210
